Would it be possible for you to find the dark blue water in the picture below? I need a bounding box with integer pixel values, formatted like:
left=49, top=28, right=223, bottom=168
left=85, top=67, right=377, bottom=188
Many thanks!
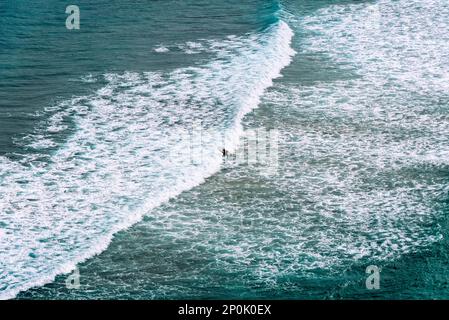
left=1, top=0, right=449, bottom=299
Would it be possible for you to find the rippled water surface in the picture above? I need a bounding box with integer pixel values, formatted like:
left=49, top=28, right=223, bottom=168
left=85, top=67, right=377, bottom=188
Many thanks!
left=1, top=0, right=449, bottom=299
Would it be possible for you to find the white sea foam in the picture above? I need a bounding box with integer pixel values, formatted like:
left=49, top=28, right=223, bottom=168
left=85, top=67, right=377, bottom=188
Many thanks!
left=80, top=74, right=98, bottom=83
left=154, top=45, right=170, bottom=53
left=216, top=0, right=449, bottom=277
left=0, top=21, right=295, bottom=299
left=300, top=0, right=449, bottom=94
left=136, top=0, right=449, bottom=289
left=178, top=41, right=206, bottom=54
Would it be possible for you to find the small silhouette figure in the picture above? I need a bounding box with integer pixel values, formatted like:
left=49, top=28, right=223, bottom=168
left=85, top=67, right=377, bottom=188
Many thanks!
left=222, top=148, right=229, bottom=157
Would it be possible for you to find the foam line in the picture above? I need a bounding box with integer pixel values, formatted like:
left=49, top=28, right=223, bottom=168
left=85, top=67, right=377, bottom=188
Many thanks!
left=0, top=20, right=295, bottom=300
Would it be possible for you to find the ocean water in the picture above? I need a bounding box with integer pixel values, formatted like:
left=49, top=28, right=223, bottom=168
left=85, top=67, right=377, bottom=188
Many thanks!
left=1, top=0, right=449, bottom=299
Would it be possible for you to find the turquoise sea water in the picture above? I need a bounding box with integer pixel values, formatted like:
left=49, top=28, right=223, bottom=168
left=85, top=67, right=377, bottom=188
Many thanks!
left=1, top=0, right=449, bottom=299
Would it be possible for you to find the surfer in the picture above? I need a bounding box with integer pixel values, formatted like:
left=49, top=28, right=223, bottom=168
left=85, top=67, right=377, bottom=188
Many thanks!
left=222, top=148, right=229, bottom=157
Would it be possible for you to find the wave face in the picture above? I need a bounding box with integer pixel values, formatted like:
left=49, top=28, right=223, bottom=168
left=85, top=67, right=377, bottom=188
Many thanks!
left=0, top=10, right=294, bottom=299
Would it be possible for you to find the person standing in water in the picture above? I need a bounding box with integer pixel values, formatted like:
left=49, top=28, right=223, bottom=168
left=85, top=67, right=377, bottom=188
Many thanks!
left=222, top=148, right=229, bottom=157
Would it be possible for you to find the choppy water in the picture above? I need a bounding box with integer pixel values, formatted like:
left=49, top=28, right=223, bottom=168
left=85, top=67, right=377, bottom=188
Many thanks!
left=1, top=0, right=449, bottom=299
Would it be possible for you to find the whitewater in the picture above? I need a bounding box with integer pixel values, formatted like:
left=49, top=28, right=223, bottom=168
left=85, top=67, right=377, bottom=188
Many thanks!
left=0, top=20, right=295, bottom=299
